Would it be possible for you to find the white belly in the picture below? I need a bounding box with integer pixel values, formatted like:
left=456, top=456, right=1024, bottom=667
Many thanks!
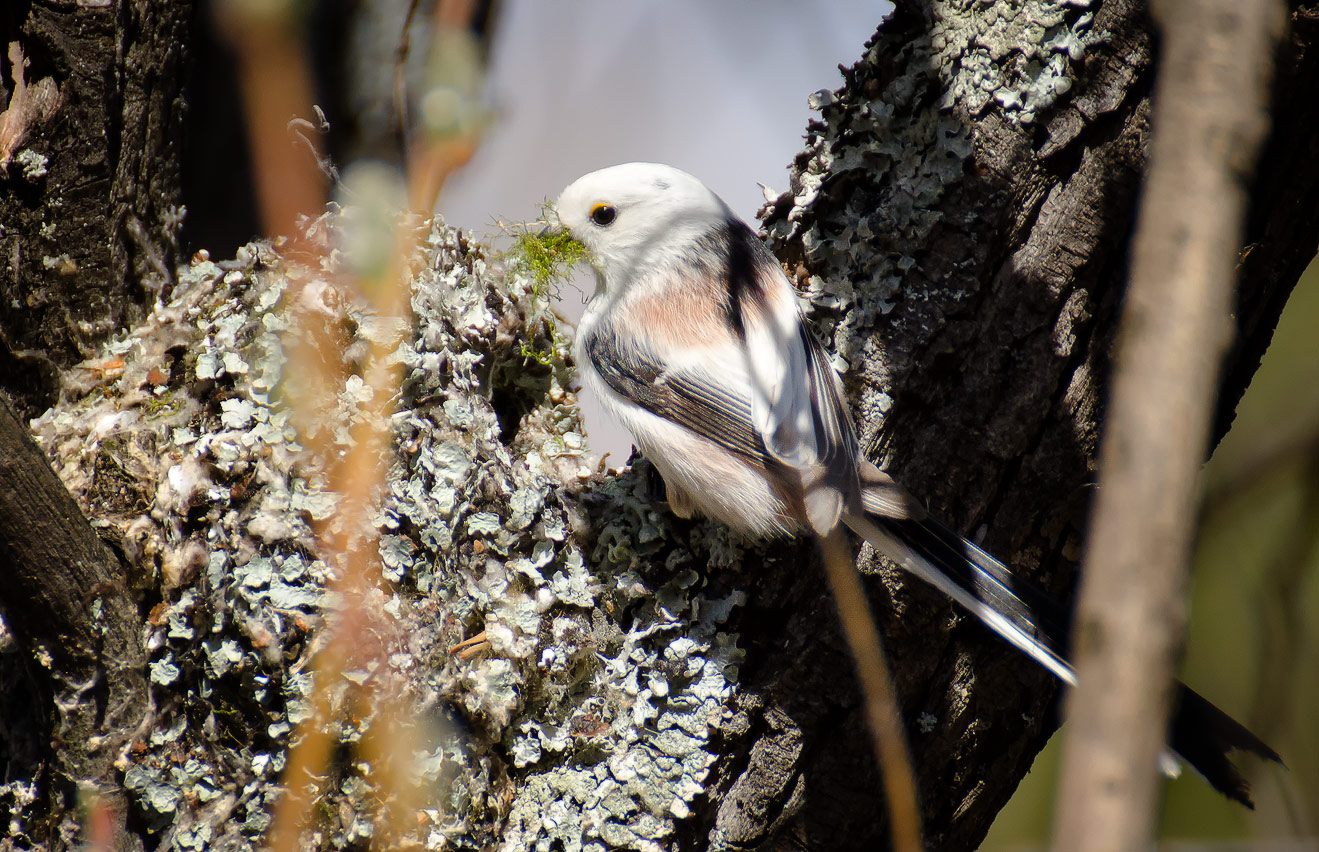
left=575, top=344, right=798, bottom=538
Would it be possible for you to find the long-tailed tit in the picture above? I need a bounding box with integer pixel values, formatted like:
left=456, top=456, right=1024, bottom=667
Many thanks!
left=550, top=162, right=1280, bottom=806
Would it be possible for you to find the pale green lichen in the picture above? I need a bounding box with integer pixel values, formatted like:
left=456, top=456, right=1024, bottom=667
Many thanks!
left=929, top=0, right=1093, bottom=124
left=27, top=202, right=747, bottom=850
left=504, top=223, right=589, bottom=297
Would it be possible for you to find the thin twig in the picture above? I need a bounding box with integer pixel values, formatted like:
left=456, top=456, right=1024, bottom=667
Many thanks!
left=217, top=4, right=435, bottom=849
left=392, top=0, right=424, bottom=157
left=820, top=528, right=923, bottom=852
left=213, top=1, right=325, bottom=243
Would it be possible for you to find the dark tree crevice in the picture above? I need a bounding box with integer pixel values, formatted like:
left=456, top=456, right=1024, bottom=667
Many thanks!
left=0, top=1, right=192, bottom=420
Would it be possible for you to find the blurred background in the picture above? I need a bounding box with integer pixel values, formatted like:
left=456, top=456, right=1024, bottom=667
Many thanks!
left=188, top=0, right=1318, bottom=847
left=982, top=258, right=1319, bottom=850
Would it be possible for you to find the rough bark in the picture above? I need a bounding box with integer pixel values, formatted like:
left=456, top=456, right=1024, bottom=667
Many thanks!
left=0, top=395, right=148, bottom=850
left=712, top=0, right=1319, bottom=850
left=1220, top=1, right=1319, bottom=439
left=0, top=0, right=192, bottom=419
left=0, top=2, right=190, bottom=846
left=0, top=1, right=1317, bottom=851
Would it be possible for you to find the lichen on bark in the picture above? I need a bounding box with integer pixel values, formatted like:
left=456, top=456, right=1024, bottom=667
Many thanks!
left=23, top=207, right=758, bottom=851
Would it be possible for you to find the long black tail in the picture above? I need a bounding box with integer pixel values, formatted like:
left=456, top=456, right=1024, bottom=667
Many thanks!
left=843, top=511, right=1283, bottom=808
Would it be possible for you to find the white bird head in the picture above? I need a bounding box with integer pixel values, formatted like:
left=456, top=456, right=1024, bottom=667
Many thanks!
left=552, top=162, right=733, bottom=293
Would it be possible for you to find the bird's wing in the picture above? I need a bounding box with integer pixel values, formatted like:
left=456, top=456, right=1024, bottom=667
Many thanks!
left=583, top=328, right=769, bottom=468
left=723, top=220, right=862, bottom=531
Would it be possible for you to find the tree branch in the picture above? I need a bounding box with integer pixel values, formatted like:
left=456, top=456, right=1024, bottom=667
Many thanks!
left=0, top=395, right=147, bottom=849
left=1053, top=0, right=1284, bottom=848
left=0, top=2, right=192, bottom=418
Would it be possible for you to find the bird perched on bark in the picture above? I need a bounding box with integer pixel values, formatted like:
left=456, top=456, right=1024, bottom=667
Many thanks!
left=549, top=161, right=1282, bottom=807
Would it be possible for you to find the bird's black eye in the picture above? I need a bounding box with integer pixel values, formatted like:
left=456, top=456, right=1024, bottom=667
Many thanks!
left=589, top=204, right=617, bottom=226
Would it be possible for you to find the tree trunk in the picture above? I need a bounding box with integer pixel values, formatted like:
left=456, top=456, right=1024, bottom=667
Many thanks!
left=0, top=396, right=147, bottom=851
left=708, top=1, right=1318, bottom=849
left=0, top=0, right=192, bottom=419
left=0, top=2, right=189, bottom=847
left=1, top=1, right=1317, bottom=852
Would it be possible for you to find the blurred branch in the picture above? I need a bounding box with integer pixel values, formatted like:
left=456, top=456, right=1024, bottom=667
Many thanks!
left=213, top=0, right=328, bottom=240
left=406, top=0, right=481, bottom=212
left=387, top=0, right=484, bottom=212
left=264, top=199, right=420, bottom=850
left=392, top=0, right=426, bottom=148
left=820, top=530, right=923, bottom=852
left=217, top=6, right=431, bottom=850
left=1054, top=0, right=1284, bottom=849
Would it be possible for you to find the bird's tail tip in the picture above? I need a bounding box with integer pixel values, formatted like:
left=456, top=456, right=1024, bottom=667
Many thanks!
left=1170, top=684, right=1285, bottom=809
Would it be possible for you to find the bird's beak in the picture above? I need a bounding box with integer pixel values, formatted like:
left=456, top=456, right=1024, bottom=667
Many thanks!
left=539, top=206, right=565, bottom=237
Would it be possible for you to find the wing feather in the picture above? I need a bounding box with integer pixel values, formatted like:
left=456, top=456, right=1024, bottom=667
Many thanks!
left=722, top=220, right=862, bottom=531
left=583, top=329, right=768, bottom=467
left=802, top=325, right=858, bottom=481
left=583, top=217, right=863, bottom=535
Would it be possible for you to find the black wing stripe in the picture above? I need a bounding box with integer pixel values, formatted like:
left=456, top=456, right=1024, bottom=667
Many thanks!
left=695, top=217, right=775, bottom=342
left=585, top=329, right=769, bottom=466
left=802, top=325, right=860, bottom=494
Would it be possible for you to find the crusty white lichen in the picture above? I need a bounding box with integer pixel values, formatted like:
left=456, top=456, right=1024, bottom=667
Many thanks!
left=26, top=206, right=749, bottom=851
left=930, top=0, right=1092, bottom=124
left=766, top=0, right=1092, bottom=443
left=491, top=467, right=747, bottom=852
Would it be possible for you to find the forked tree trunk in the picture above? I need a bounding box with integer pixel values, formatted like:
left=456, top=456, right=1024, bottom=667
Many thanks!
left=0, top=2, right=1316, bottom=852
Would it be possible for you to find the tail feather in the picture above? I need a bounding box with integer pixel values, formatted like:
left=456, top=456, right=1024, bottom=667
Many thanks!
left=1169, top=685, right=1283, bottom=808
left=842, top=511, right=1283, bottom=809
left=844, top=511, right=1075, bottom=685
